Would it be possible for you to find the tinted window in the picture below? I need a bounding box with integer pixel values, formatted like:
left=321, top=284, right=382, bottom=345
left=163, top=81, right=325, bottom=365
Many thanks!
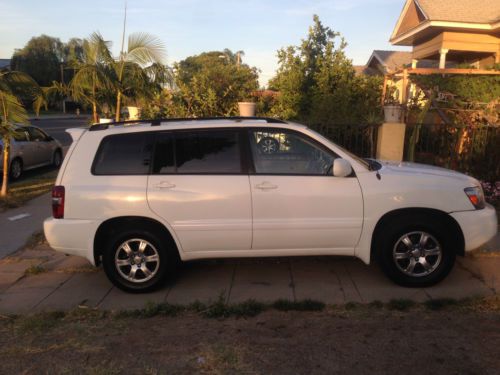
left=152, top=130, right=242, bottom=174
left=93, top=133, right=153, bottom=175
left=152, top=134, right=175, bottom=174
left=249, top=129, right=335, bottom=175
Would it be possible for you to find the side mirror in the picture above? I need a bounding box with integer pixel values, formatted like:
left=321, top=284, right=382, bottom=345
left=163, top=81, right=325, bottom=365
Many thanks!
left=45, top=136, right=54, bottom=142
left=333, top=158, right=352, bottom=177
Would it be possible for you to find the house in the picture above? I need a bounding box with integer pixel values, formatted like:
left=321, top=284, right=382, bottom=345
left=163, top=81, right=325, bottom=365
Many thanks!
left=390, top=0, right=500, bottom=69
left=364, top=50, right=413, bottom=75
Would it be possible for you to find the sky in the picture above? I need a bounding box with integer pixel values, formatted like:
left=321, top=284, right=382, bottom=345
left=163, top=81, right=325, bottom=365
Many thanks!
left=0, top=0, right=410, bottom=86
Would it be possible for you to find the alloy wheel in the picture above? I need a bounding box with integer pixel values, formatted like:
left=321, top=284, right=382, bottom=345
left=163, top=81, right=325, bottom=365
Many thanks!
left=392, top=231, right=442, bottom=278
left=114, top=238, right=161, bottom=283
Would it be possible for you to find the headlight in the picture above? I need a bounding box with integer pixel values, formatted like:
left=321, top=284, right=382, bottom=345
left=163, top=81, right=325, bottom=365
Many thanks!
left=464, top=186, right=485, bottom=209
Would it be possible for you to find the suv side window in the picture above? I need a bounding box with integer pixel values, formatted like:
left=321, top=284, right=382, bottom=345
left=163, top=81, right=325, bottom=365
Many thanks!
left=249, top=129, right=336, bottom=175
left=153, top=129, right=243, bottom=174
left=93, top=133, right=153, bottom=175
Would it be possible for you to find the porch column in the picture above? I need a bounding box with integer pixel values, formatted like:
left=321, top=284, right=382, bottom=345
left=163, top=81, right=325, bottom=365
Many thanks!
left=439, top=49, right=449, bottom=69
left=495, top=52, right=500, bottom=64
left=410, top=59, right=418, bottom=99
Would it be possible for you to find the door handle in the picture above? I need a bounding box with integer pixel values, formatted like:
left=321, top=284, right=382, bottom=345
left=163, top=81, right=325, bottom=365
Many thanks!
left=154, top=181, right=176, bottom=189
left=255, top=181, right=278, bottom=190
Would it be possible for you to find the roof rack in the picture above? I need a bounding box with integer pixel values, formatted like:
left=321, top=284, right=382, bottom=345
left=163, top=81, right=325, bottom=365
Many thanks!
left=88, top=116, right=287, bottom=131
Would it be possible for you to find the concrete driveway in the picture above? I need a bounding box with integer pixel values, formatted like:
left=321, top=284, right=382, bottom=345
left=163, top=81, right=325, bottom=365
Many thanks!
left=0, top=241, right=497, bottom=314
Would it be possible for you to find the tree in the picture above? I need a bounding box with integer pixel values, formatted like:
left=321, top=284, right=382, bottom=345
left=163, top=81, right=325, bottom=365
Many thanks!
left=268, top=15, right=382, bottom=124
left=69, top=32, right=114, bottom=123
left=11, top=35, right=65, bottom=87
left=114, top=31, right=167, bottom=121
left=163, top=50, right=259, bottom=117
left=0, top=70, right=41, bottom=196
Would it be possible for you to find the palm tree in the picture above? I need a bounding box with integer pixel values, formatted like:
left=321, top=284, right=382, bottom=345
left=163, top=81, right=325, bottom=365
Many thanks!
left=70, top=32, right=114, bottom=124
left=0, top=70, right=40, bottom=196
left=114, top=32, right=166, bottom=121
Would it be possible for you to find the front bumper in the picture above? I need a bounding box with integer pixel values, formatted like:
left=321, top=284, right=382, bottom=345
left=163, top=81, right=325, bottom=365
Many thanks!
left=450, top=203, right=498, bottom=252
left=44, top=217, right=101, bottom=265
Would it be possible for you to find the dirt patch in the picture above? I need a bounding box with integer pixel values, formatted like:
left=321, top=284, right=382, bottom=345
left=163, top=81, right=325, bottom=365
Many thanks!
left=0, top=306, right=498, bottom=374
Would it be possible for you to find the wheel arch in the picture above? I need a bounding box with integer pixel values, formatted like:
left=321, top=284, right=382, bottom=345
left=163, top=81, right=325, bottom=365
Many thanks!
left=370, top=207, right=465, bottom=262
left=93, top=216, right=180, bottom=266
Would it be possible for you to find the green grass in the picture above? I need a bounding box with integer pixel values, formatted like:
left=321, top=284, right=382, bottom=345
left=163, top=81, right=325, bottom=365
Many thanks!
left=201, top=295, right=266, bottom=318
left=3, top=296, right=499, bottom=331
left=15, top=311, right=65, bottom=334
left=387, top=299, right=416, bottom=311
left=272, top=299, right=325, bottom=312
left=24, top=264, right=47, bottom=275
left=114, top=301, right=183, bottom=319
left=424, top=298, right=460, bottom=311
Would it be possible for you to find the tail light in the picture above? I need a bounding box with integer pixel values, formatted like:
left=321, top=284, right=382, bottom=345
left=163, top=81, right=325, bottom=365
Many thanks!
left=52, top=186, right=65, bottom=218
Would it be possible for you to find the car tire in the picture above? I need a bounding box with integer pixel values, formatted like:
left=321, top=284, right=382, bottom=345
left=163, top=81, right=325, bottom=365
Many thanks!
left=53, top=150, right=63, bottom=167
left=102, top=229, right=178, bottom=293
left=377, top=215, right=456, bottom=287
left=9, top=158, right=23, bottom=180
left=258, top=137, right=279, bottom=154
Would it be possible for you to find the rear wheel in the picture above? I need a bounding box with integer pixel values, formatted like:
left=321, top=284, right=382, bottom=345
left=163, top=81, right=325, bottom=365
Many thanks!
left=9, top=158, right=23, bottom=180
left=377, top=216, right=456, bottom=287
left=102, top=229, right=177, bottom=293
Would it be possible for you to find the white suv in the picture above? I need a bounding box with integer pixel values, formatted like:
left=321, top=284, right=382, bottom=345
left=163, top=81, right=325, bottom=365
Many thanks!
left=44, top=117, right=498, bottom=292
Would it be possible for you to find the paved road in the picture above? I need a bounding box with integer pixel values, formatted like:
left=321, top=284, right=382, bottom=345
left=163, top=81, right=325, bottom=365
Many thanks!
left=30, top=116, right=89, bottom=147
left=0, top=193, right=51, bottom=259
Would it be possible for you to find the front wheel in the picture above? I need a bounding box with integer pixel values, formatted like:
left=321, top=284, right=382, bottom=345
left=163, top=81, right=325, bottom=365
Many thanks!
left=377, top=217, right=456, bottom=287
left=102, top=229, right=176, bottom=293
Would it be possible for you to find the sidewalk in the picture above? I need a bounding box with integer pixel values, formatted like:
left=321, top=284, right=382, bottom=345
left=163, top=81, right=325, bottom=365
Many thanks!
left=0, top=193, right=51, bottom=259
left=0, top=240, right=497, bottom=314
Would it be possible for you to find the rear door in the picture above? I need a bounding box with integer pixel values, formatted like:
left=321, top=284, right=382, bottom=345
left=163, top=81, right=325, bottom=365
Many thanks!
left=147, top=128, right=252, bottom=252
left=248, top=128, right=363, bottom=253
left=26, top=127, right=52, bottom=165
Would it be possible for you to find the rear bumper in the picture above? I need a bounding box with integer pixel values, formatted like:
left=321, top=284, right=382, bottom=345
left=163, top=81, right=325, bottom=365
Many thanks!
left=450, top=204, right=498, bottom=252
left=44, top=217, right=101, bottom=265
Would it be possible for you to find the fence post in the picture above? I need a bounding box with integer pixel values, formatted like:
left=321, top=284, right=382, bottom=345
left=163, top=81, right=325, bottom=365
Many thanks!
left=376, top=122, right=406, bottom=161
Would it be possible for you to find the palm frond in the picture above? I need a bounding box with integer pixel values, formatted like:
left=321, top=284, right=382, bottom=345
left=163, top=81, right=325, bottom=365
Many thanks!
left=126, top=32, right=166, bottom=66
left=0, top=92, right=29, bottom=125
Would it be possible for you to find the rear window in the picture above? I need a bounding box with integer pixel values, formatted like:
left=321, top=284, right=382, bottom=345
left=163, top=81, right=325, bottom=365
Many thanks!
left=153, top=129, right=243, bottom=174
left=93, top=133, right=153, bottom=175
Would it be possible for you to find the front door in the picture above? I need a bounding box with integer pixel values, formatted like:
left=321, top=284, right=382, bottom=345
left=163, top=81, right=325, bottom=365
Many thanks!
left=248, top=128, right=363, bottom=253
left=147, top=128, right=252, bottom=253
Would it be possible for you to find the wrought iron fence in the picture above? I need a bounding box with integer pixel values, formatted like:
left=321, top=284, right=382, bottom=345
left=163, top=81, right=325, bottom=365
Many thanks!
left=312, top=124, right=380, bottom=158
left=404, top=123, right=500, bottom=181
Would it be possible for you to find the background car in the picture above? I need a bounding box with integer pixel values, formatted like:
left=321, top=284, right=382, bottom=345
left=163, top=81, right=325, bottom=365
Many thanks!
left=0, top=124, right=63, bottom=180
